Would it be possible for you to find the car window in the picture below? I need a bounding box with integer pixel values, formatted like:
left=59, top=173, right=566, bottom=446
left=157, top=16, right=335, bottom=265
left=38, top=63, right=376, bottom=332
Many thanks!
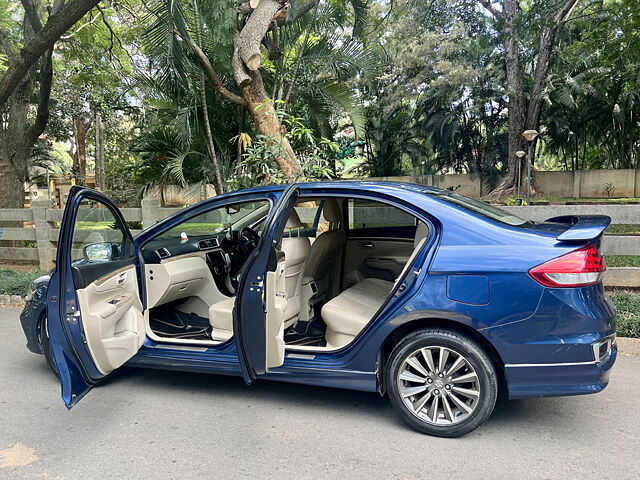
left=71, top=199, right=129, bottom=264
left=292, top=199, right=324, bottom=237
left=348, top=198, right=416, bottom=230
left=156, top=200, right=270, bottom=238
left=432, top=191, right=530, bottom=227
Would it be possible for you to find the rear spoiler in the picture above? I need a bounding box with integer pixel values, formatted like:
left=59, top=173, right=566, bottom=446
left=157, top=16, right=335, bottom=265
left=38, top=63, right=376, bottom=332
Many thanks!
left=545, top=215, right=611, bottom=242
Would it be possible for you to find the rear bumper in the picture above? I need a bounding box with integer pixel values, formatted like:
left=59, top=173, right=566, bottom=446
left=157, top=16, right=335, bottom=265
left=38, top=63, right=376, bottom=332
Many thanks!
left=505, top=340, right=617, bottom=399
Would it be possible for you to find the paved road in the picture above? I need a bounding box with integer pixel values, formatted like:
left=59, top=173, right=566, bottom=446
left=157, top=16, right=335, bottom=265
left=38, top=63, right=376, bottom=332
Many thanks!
left=1, top=307, right=639, bottom=480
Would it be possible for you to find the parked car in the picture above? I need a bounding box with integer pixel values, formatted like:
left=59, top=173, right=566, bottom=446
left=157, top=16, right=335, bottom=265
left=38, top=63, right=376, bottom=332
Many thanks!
left=20, top=182, right=616, bottom=437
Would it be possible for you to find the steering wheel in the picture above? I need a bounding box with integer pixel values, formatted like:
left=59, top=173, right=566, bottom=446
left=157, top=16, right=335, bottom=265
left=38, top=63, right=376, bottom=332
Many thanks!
left=238, top=226, right=260, bottom=256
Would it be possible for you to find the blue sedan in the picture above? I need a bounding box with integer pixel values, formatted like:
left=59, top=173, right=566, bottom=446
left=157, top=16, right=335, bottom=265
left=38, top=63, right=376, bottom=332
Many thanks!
left=21, top=181, right=616, bottom=437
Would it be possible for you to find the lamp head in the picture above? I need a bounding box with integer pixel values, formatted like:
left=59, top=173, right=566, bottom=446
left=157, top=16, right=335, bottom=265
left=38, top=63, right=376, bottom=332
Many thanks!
left=515, top=150, right=526, bottom=158
left=522, top=130, right=539, bottom=142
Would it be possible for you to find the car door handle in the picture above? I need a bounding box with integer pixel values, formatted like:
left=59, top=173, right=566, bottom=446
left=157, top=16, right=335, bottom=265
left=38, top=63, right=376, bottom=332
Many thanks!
left=360, top=241, right=375, bottom=248
left=116, top=272, right=128, bottom=286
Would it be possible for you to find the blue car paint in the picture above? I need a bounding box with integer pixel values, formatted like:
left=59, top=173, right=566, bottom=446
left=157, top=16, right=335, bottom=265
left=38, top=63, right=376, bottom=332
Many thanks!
left=19, top=273, right=49, bottom=353
left=28, top=181, right=616, bottom=406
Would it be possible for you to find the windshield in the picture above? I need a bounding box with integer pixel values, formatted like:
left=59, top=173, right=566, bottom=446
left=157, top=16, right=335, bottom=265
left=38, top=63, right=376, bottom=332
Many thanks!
left=159, top=201, right=269, bottom=238
left=433, top=190, right=530, bottom=227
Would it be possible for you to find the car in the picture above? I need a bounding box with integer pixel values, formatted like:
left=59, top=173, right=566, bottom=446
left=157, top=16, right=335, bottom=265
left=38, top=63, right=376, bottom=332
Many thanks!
left=20, top=181, right=617, bottom=437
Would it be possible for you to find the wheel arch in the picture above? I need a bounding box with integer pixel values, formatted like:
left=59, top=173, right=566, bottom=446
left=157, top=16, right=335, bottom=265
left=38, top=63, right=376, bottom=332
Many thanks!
left=376, top=312, right=506, bottom=396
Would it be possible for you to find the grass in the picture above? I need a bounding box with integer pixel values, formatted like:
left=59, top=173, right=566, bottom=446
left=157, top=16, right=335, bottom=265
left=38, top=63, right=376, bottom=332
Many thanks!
left=605, top=256, right=640, bottom=267
left=0, top=268, right=44, bottom=296
left=605, top=224, right=640, bottom=235
left=610, top=291, right=640, bottom=338
left=535, top=195, right=640, bottom=204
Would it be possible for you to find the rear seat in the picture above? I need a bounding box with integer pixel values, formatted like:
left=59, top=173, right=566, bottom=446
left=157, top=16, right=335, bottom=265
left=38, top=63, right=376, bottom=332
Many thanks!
left=321, top=278, right=394, bottom=348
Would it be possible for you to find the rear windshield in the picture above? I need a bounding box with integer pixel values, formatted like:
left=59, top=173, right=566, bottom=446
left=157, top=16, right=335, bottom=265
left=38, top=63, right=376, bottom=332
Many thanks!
left=432, top=191, right=530, bottom=227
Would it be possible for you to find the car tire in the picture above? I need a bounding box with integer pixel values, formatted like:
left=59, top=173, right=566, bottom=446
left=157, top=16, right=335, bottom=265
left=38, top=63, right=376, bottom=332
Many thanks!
left=38, top=315, right=59, bottom=377
left=387, top=328, right=498, bottom=438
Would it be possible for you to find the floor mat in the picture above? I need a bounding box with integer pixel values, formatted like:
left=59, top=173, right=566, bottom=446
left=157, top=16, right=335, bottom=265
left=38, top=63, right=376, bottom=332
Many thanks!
left=150, top=308, right=212, bottom=341
left=285, top=317, right=327, bottom=347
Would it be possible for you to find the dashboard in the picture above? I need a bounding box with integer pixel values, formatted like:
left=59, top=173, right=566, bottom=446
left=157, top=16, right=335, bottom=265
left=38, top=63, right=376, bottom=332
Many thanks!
left=142, top=232, right=230, bottom=264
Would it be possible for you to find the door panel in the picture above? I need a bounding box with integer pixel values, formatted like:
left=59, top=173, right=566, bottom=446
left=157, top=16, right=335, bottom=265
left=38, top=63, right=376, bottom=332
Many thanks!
left=265, top=251, right=287, bottom=370
left=343, top=238, right=415, bottom=286
left=47, top=186, right=142, bottom=408
left=234, top=184, right=300, bottom=383
left=75, top=265, right=144, bottom=373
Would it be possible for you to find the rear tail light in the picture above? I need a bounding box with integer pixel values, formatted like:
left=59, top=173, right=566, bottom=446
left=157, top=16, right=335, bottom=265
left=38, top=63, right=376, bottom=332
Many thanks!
left=528, top=244, right=606, bottom=288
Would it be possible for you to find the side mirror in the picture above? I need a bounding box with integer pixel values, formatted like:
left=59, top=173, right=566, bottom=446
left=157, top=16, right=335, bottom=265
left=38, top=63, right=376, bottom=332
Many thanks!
left=226, top=205, right=240, bottom=215
left=83, top=242, right=118, bottom=262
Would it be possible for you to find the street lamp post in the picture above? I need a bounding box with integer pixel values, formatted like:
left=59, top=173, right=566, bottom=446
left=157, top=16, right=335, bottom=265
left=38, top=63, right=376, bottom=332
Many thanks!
left=515, top=150, right=526, bottom=203
left=522, top=129, right=539, bottom=204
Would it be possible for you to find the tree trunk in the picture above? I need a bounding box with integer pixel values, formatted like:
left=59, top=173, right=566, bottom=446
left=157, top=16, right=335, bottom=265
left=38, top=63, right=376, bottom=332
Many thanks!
left=193, top=0, right=225, bottom=196
left=199, top=70, right=225, bottom=195
left=73, top=116, right=88, bottom=185
left=232, top=0, right=303, bottom=179
left=94, top=111, right=105, bottom=190
left=486, top=0, right=578, bottom=199
left=0, top=77, right=32, bottom=208
left=488, top=0, right=526, bottom=198
left=236, top=0, right=284, bottom=71
left=240, top=71, right=302, bottom=178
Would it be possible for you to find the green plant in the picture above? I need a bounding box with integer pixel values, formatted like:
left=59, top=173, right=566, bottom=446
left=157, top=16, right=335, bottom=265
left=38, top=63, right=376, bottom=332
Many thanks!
left=610, top=291, right=640, bottom=338
left=228, top=105, right=341, bottom=190
left=604, top=183, right=616, bottom=198
left=0, top=268, right=44, bottom=296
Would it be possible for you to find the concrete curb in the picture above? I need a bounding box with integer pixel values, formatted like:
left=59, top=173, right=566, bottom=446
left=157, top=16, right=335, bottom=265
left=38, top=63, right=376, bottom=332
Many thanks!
left=605, top=268, right=640, bottom=289
left=617, top=337, right=640, bottom=356
left=0, top=295, right=26, bottom=308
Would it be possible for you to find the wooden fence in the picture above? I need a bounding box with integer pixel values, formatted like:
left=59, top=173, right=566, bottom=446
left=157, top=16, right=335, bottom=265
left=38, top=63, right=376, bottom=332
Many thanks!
left=0, top=198, right=638, bottom=287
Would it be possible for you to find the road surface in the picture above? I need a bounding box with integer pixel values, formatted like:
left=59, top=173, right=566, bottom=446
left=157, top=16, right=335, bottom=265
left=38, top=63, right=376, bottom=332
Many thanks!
left=1, top=307, right=638, bottom=479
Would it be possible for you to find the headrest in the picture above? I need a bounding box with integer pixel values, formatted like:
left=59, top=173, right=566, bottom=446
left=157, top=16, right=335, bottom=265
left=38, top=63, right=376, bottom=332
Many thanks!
left=414, top=222, right=428, bottom=248
left=286, top=210, right=304, bottom=229
left=323, top=199, right=342, bottom=223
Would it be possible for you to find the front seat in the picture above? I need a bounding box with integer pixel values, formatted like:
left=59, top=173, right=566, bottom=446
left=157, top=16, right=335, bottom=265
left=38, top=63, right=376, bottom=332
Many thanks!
left=302, top=199, right=346, bottom=302
left=209, top=209, right=310, bottom=341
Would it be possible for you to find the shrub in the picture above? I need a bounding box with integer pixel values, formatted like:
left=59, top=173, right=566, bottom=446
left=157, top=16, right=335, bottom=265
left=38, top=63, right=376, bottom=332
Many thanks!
left=610, top=291, right=640, bottom=338
left=0, top=269, right=44, bottom=296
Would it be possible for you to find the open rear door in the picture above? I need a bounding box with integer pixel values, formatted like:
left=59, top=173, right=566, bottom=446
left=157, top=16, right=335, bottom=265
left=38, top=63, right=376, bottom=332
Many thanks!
left=234, top=184, right=300, bottom=384
left=47, top=186, right=145, bottom=408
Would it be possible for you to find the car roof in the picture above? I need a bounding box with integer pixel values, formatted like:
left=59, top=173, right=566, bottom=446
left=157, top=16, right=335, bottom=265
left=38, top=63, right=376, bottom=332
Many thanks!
left=235, top=181, right=444, bottom=196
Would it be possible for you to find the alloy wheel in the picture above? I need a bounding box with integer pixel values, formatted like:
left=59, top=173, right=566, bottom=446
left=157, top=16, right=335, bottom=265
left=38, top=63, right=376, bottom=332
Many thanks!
left=396, top=345, right=481, bottom=425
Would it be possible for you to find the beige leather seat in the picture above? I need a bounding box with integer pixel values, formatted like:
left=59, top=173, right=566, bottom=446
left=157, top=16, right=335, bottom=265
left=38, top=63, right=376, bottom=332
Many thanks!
left=303, top=199, right=346, bottom=300
left=280, top=211, right=311, bottom=325
left=209, top=210, right=311, bottom=341
left=321, top=221, right=428, bottom=348
left=322, top=277, right=393, bottom=348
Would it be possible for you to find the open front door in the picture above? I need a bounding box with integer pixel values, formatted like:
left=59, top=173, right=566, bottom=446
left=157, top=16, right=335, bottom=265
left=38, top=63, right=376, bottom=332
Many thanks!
left=234, top=184, right=300, bottom=384
left=47, top=186, right=145, bottom=408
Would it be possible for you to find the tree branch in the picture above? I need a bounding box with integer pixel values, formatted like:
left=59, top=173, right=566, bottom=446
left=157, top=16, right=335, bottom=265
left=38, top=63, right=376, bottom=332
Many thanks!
left=25, top=47, right=53, bottom=145
left=20, top=0, right=43, bottom=33
left=236, top=0, right=284, bottom=71
left=287, top=0, right=319, bottom=24
left=60, top=12, right=101, bottom=40
left=0, top=30, right=15, bottom=60
left=180, top=32, right=246, bottom=106
left=553, top=0, right=580, bottom=26
left=0, top=0, right=102, bottom=106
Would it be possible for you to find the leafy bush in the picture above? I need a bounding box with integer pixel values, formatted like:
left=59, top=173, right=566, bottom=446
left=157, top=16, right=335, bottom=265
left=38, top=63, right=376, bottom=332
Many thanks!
left=0, top=269, right=44, bottom=296
left=610, top=291, right=640, bottom=338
